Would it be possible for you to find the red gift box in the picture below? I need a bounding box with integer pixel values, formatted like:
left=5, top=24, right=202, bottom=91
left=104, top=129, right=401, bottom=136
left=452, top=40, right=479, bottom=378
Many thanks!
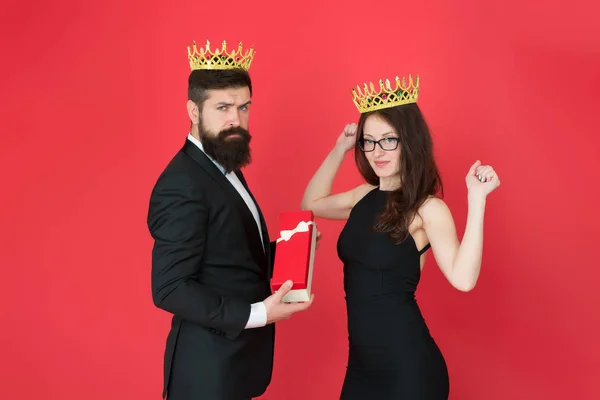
left=271, top=210, right=317, bottom=302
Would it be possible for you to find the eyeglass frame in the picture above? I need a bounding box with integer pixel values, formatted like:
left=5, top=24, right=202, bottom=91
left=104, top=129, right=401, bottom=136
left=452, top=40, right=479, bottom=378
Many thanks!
left=357, top=137, right=400, bottom=152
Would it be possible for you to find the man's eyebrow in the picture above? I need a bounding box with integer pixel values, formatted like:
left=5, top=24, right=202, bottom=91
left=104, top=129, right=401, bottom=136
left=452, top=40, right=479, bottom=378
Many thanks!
left=214, top=100, right=252, bottom=107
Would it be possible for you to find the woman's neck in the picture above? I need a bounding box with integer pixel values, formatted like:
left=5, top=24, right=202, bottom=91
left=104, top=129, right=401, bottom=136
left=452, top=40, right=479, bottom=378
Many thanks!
left=379, top=175, right=401, bottom=191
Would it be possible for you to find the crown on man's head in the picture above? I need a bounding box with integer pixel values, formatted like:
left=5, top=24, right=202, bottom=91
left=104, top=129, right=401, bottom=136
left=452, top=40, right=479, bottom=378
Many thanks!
left=351, top=74, right=419, bottom=113
left=187, top=40, right=255, bottom=71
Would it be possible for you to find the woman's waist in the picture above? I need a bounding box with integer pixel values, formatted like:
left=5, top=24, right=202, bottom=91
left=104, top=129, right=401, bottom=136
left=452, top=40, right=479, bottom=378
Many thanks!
left=344, top=290, right=417, bottom=304
left=343, top=267, right=419, bottom=296
left=344, top=292, right=423, bottom=323
left=344, top=297, right=431, bottom=345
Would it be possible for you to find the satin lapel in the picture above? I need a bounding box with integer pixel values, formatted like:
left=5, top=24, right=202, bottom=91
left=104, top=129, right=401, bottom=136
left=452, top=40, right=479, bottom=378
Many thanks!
left=182, top=140, right=267, bottom=268
left=234, top=170, right=273, bottom=272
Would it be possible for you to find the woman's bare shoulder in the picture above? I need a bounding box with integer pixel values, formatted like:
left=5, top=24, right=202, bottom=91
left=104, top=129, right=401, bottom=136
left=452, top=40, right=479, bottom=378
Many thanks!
left=420, top=195, right=452, bottom=224
left=351, top=183, right=378, bottom=206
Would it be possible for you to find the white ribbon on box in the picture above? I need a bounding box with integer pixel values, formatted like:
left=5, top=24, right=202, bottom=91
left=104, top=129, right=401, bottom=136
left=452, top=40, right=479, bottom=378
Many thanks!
left=276, top=221, right=315, bottom=243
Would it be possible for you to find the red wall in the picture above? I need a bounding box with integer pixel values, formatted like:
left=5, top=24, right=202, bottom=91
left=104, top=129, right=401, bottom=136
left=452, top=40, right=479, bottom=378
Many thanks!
left=2, top=0, right=599, bottom=399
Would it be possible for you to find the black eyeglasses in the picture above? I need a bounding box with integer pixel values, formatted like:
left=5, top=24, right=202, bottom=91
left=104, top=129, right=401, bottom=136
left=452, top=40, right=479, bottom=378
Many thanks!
left=358, top=137, right=400, bottom=152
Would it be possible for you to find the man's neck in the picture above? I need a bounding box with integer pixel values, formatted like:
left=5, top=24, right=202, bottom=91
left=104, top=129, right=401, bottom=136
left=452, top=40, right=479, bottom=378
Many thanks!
left=187, top=132, right=227, bottom=175
left=189, top=125, right=201, bottom=142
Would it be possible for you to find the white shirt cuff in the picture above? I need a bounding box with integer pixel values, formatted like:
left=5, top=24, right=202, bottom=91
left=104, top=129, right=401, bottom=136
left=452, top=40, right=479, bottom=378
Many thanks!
left=245, top=301, right=267, bottom=329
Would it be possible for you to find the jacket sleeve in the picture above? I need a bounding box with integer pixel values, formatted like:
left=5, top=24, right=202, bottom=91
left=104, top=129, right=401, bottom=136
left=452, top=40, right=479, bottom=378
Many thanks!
left=147, top=172, right=250, bottom=340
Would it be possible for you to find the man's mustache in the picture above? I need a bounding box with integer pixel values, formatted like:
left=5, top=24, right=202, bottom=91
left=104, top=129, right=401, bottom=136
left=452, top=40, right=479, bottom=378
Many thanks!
left=218, top=126, right=251, bottom=140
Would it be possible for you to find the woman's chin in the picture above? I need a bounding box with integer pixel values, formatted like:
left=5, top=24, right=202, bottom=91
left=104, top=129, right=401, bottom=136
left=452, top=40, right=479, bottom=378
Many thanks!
left=371, top=166, right=398, bottom=179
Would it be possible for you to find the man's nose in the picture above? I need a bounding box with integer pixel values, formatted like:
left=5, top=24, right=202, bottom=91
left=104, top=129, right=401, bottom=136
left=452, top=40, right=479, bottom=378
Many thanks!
left=227, top=109, right=241, bottom=127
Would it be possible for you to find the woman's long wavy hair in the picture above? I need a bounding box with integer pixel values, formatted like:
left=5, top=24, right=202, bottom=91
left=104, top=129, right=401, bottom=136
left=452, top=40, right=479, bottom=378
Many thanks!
left=355, top=103, right=444, bottom=244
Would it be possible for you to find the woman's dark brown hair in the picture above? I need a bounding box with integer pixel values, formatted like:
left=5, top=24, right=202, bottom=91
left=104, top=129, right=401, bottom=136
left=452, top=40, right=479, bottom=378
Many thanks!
left=355, top=103, right=444, bottom=244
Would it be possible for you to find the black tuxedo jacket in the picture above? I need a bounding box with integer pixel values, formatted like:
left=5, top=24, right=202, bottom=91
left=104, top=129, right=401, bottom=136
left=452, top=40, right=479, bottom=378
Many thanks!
left=147, top=138, right=277, bottom=400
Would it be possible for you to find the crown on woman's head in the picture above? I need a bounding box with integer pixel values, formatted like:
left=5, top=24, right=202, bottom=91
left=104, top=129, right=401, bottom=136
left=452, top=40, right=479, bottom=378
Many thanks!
left=351, top=74, right=419, bottom=113
left=187, top=40, right=255, bottom=71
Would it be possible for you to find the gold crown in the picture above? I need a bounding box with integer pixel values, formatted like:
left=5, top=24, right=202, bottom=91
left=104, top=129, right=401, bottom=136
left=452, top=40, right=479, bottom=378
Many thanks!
left=187, top=40, right=255, bottom=71
left=351, top=74, right=419, bottom=113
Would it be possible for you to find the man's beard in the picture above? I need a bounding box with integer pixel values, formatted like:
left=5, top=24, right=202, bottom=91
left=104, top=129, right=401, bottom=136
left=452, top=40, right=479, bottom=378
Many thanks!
left=198, top=122, right=252, bottom=174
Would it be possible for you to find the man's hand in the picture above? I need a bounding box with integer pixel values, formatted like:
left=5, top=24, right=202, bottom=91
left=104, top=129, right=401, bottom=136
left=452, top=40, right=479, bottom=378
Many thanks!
left=263, top=280, right=314, bottom=324
left=316, top=229, right=322, bottom=249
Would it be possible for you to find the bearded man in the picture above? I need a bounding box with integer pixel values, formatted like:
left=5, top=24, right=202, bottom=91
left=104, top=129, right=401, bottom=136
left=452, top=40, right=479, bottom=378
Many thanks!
left=147, top=40, right=313, bottom=400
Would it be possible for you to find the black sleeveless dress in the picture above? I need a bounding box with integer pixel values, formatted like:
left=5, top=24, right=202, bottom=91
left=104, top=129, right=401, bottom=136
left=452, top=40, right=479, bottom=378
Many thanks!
left=337, top=188, right=450, bottom=399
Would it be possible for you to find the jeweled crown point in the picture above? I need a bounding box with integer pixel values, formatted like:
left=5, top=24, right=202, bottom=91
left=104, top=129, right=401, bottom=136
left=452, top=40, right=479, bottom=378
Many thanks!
left=187, top=39, right=255, bottom=71
left=350, top=73, right=420, bottom=113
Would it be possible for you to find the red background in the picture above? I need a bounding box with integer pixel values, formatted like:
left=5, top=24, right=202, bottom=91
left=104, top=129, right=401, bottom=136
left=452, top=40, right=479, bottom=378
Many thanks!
left=2, top=0, right=599, bottom=399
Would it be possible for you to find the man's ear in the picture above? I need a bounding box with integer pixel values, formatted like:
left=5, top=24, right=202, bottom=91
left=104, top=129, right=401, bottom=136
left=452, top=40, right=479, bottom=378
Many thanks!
left=187, top=100, right=200, bottom=124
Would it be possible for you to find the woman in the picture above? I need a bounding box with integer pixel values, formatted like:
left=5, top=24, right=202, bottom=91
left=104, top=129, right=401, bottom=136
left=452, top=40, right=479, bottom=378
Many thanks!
left=301, top=75, right=500, bottom=399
